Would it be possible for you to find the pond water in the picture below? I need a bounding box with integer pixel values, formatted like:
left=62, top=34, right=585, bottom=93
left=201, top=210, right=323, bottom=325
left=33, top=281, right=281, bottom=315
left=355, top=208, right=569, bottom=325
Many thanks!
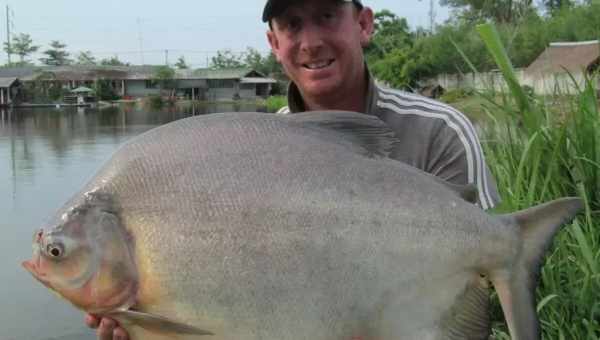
left=0, top=102, right=266, bottom=340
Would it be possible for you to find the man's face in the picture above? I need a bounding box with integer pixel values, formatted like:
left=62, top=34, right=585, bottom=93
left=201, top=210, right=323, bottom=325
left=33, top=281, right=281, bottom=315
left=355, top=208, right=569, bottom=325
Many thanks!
left=267, top=0, right=374, bottom=100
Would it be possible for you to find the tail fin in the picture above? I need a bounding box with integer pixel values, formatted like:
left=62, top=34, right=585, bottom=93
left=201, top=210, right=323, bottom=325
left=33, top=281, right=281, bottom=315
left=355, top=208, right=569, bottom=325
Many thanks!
left=492, top=197, right=583, bottom=340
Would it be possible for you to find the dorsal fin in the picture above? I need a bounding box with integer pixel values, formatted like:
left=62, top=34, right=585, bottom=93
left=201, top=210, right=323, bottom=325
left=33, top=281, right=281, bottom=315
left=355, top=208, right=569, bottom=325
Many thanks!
left=288, top=111, right=398, bottom=157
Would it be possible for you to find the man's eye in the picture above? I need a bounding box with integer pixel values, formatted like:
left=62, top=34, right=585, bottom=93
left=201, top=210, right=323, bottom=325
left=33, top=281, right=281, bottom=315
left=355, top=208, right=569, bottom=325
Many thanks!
left=288, top=18, right=302, bottom=31
left=322, top=12, right=335, bottom=21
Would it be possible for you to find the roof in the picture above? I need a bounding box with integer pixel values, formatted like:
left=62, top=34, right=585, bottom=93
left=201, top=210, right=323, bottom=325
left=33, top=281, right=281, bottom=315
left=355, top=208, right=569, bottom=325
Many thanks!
left=241, top=77, right=277, bottom=84
left=0, top=65, right=270, bottom=81
left=0, top=77, right=18, bottom=88
left=526, top=40, right=600, bottom=76
left=192, top=68, right=258, bottom=79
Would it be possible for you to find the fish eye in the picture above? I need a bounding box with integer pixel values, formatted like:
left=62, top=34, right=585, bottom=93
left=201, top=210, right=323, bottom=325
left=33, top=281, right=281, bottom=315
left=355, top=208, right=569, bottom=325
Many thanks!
left=46, top=243, right=65, bottom=258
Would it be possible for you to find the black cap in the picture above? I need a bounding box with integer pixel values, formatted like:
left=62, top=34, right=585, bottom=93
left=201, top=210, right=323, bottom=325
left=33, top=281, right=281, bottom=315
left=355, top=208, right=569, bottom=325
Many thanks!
left=262, top=0, right=363, bottom=23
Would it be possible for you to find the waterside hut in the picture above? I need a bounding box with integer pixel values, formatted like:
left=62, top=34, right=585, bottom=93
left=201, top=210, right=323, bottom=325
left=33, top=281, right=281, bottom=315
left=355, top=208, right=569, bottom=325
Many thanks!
left=0, top=77, right=21, bottom=106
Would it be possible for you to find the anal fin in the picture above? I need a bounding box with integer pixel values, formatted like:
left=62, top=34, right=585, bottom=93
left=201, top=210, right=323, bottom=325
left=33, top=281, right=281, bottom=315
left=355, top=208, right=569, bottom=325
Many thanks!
left=109, top=309, right=214, bottom=337
left=440, top=274, right=491, bottom=340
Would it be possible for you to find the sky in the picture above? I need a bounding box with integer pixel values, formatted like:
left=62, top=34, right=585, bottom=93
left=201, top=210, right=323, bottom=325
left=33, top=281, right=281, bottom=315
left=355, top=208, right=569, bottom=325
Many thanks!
left=2, top=0, right=450, bottom=68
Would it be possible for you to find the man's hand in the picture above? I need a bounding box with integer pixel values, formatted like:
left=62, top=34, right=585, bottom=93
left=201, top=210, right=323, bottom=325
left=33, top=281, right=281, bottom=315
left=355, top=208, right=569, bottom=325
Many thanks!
left=85, top=314, right=130, bottom=340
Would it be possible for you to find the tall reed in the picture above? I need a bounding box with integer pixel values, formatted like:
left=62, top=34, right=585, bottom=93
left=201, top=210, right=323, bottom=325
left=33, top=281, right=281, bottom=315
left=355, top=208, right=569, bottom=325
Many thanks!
left=470, top=23, right=599, bottom=339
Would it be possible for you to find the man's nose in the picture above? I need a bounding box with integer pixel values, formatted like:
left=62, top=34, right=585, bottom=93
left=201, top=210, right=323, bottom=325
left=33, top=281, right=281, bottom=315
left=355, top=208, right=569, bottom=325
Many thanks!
left=298, top=22, right=325, bottom=53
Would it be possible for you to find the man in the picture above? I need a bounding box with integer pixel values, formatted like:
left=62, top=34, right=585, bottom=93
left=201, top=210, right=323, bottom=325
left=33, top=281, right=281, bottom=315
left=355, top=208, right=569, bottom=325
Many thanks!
left=87, top=0, right=500, bottom=338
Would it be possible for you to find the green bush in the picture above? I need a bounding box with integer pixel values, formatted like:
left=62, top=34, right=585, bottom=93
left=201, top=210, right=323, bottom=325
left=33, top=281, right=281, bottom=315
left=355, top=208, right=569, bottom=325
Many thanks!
left=94, top=79, right=120, bottom=101
left=148, top=95, right=164, bottom=108
left=265, top=95, right=287, bottom=113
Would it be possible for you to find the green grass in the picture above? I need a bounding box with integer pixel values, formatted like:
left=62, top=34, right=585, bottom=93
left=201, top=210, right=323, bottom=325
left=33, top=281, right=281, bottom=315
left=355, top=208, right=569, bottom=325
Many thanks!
left=264, top=95, right=287, bottom=113
left=464, top=23, right=600, bottom=339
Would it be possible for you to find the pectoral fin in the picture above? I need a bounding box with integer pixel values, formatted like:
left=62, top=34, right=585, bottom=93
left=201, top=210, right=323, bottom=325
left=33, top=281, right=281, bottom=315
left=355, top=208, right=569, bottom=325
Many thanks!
left=440, top=274, right=491, bottom=340
left=109, top=309, right=214, bottom=336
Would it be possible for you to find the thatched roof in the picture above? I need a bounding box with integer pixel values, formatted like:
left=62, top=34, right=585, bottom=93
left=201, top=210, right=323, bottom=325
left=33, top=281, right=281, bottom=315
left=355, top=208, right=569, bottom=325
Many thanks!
left=526, top=40, right=600, bottom=77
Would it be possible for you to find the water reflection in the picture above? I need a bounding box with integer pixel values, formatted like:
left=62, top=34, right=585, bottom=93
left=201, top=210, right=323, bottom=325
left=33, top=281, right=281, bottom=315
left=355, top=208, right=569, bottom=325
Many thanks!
left=0, top=102, right=265, bottom=340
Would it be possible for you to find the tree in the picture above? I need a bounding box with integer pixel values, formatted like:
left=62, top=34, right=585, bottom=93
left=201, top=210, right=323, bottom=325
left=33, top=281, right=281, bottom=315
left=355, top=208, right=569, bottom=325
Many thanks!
left=100, top=56, right=128, bottom=66
left=39, top=40, right=71, bottom=66
left=439, top=0, right=534, bottom=23
left=210, top=49, right=243, bottom=69
left=152, top=65, right=176, bottom=96
left=242, top=47, right=282, bottom=75
left=76, top=51, right=97, bottom=65
left=175, top=56, right=189, bottom=69
left=365, top=10, right=413, bottom=61
left=543, top=0, right=574, bottom=15
left=244, top=48, right=264, bottom=71
left=4, top=33, right=39, bottom=65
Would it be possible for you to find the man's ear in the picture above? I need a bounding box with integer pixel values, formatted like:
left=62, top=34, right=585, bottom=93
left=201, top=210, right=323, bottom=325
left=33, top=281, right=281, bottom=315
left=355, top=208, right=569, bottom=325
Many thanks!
left=357, top=7, right=375, bottom=47
left=266, top=30, right=282, bottom=62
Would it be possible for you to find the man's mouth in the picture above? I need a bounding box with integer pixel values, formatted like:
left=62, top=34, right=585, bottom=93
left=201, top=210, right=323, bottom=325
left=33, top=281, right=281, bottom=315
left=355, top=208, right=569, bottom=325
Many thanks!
left=303, top=59, right=335, bottom=70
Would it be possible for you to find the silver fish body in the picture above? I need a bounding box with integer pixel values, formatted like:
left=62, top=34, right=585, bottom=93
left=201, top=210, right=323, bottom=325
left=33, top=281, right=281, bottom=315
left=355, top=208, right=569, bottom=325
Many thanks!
left=24, top=112, right=583, bottom=340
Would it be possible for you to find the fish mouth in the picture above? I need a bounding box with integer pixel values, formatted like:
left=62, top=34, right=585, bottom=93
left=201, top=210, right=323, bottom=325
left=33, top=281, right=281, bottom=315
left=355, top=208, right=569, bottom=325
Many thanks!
left=22, top=256, right=50, bottom=287
left=22, top=229, right=50, bottom=286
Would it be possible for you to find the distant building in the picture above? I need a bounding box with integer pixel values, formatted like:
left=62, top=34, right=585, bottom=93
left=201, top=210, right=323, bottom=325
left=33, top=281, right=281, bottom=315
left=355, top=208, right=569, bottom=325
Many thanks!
left=0, top=65, right=277, bottom=104
left=0, top=77, right=20, bottom=106
left=525, top=40, right=600, bottom=94
left=425, top=40, right=600, bottom=96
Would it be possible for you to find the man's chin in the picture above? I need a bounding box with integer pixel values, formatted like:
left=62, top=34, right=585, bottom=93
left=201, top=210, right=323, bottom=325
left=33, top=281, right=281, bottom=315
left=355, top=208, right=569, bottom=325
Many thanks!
left=300, top=80, right=341, bottom=99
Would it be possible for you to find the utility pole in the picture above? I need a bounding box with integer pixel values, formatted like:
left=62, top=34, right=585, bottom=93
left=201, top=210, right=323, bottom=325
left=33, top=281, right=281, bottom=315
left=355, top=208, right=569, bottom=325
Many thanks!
left=6, top=5, right=11, bottom=64
left=165, top=49, right=169, bottom=66
left=137, top=17, right=145, bottom=65
left=429, top=0, right=436, bottom=33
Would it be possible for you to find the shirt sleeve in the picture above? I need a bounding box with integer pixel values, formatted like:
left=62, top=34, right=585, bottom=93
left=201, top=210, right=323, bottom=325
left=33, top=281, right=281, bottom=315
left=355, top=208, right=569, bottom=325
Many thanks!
left=427, top=122, right=501, bottom=210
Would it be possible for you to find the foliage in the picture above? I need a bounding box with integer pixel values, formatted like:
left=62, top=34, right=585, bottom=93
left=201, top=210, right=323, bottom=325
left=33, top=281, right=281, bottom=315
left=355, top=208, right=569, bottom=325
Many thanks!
left=264, top=95, right=287, bottom=112
left=147, top=94, right=165, bottom=108
left=243, top=48, right=283, bottom=76
left=363, top=2, right=600, bottom=88
left=365, top=10, right=413, bottom=61
left=462, top=23, right=600, bottom=338
left=100, top=56, right=128, bottom=66
left=76, top=51, right=96, bottom=65
left=4, top=33, right=39, bottom=64
left=39, top=40, right=72, bottom=66
left=93, top=79, right=120, bottom=100
left=152, top=66, right=177, bottom=95
left=440, top=0, right=535, bottom=23
left=210, top=48, right=284, bottom=79
left=175, top=56, right=189, bottom=69
left=210, top=49, right=244, bottom=69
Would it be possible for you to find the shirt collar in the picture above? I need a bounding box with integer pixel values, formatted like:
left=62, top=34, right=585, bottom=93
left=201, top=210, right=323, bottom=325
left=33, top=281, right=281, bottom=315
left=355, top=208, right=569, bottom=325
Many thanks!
left=285, top=64, right=378, bottom=115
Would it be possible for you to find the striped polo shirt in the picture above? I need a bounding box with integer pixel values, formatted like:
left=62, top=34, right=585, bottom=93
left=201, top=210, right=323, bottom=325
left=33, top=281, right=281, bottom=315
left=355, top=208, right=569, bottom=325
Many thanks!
left=276, top=71, right=500, bottom=210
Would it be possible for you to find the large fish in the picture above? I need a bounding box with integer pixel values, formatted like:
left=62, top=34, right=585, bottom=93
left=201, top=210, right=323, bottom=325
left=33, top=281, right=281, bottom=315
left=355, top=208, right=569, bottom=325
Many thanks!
left=23, top=111, right=582, bottom=340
